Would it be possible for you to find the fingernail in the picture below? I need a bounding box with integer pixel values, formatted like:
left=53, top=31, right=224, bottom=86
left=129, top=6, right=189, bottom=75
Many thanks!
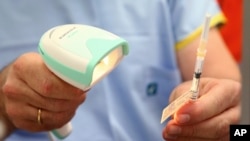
left=168, top=125, right=181, bottom=135
left=176, top=114, right=190, bottom=124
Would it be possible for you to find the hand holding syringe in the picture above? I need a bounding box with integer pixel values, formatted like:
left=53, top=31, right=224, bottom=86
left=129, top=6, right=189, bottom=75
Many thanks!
left=160, top=14, right=212, bottom=123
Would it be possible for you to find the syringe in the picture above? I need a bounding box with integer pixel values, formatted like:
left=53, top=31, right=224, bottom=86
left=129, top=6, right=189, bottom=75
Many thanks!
left=160, top=14, right=212, bottom=124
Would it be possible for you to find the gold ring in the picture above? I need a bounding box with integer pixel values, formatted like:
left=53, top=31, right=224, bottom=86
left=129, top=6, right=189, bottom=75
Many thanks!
left=37, top=108, right=42, bottom=125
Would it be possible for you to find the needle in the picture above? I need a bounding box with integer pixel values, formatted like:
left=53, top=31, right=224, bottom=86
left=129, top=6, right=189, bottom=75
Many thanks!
left=160, top=14, right=212, bottom=123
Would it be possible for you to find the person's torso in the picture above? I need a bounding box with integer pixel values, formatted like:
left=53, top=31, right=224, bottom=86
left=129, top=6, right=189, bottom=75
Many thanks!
left=0, top=0, right=221, bottom=140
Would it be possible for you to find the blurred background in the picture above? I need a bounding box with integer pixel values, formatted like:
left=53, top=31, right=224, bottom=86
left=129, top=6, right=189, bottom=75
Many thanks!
left=217, top=0, right=249, bottom=123
left=241, top=0, right=250, bottom=124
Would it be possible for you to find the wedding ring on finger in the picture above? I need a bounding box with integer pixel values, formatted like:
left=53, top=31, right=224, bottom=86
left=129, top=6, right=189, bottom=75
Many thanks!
left=37, top=108, right=42, bottom=125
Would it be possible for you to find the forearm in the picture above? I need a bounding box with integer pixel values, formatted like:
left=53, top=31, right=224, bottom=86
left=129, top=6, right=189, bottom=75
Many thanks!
left=177, top=28, right=241, bottom=82
left=0, top=65, right=16, bottom=140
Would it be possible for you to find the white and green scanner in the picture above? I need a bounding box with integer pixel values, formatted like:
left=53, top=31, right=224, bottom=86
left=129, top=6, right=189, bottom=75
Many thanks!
left=38, top=24, right=129, bottom=139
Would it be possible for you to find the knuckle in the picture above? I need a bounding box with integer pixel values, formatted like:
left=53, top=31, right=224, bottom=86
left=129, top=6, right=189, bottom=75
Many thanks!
left=12, top=58, right=24, bottom=73
left=40, top=78, right=54, bottom=96
left=2, top=83, right=12, bottom=95
left=2, top=82, right=17, bottom=98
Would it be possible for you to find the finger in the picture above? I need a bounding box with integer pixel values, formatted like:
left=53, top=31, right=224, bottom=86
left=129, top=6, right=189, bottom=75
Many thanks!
left=3, top=75, right=86, bottom=112
left=12, top=119, right=68, bottom=132
left=6, top=99, right=75, bottom=131
left=37, top=108, right=75, bottom=129
left=13, top=53, right=85, bottom=99
left=163, top=104, right=240, bottom=139
left=164, top=134, right=229, bottom=141
left=177, top=105, right=240, bottom=138
left=12, top=119, right=48, bottom=132
left=174, top=79, right=240, bottom=124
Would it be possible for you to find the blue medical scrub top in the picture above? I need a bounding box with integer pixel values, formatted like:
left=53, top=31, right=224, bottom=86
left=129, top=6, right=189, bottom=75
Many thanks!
left=0, top=0, right=224, bottom=140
